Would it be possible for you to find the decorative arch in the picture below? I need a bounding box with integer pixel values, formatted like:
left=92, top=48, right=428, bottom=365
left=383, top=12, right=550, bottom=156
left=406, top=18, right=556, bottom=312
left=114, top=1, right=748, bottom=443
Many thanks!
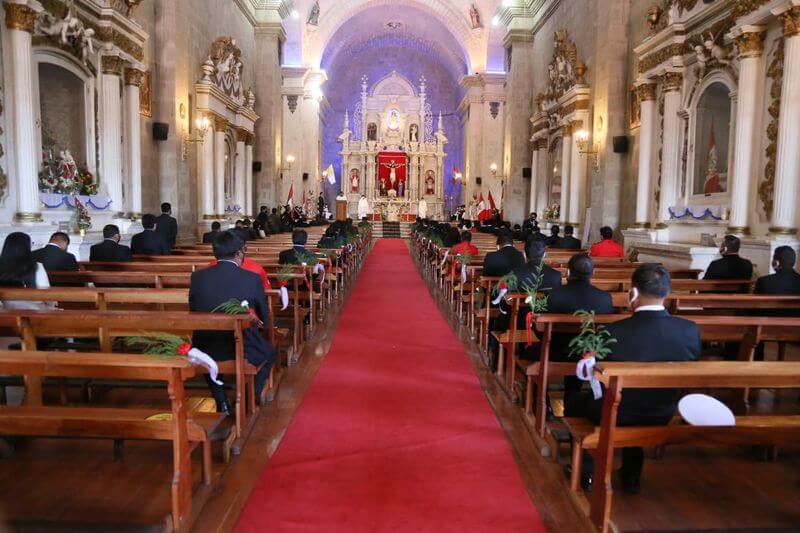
left=371, top=71, right=417, bottom=98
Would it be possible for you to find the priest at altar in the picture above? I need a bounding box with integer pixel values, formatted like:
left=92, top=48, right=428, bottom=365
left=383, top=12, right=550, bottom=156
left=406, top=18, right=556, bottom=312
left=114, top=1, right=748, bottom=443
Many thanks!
left=418, top=198, right=427, bottom=219
left=358, top=195, right=370, bottom=220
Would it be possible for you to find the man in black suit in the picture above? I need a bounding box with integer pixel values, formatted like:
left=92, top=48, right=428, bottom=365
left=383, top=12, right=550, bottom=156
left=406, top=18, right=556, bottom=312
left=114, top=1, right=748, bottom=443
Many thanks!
left=268, top=208, right=282, bottom=234
left=527, top=225, right=547, bottom=243
left=90, top=225, right=133, bottom=262
left=754, top=246, right=800, bottom=296
left=522, top=212, right=538, bottom=232
left=569, top=264, right=700, bottom=494
left=483, top=233, right=525, bottom=277
left=279, top=230, right=308, bottom=265
left=189, top=231, right=275, bottom=415
left=202, top=221, right=222, bottom=244
left=511, top=239, right=562, bottom=292
left=155, top=202, right=178, bottom=250
left=556, top=224, right=582, bottom=249
left=545, top=225, right=561, bottom=247
left=704, top=235, right=753, bottom=281
left=32, top=232, right=78, bottom=272
left=131, top=214, right=170, bottom=256
left=256, top=206, right=269, bottom=227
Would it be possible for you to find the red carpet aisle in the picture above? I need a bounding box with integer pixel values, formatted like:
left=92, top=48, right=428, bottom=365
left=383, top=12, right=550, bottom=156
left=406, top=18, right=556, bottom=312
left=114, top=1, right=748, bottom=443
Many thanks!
left=235, top=239, right=545, bottom=532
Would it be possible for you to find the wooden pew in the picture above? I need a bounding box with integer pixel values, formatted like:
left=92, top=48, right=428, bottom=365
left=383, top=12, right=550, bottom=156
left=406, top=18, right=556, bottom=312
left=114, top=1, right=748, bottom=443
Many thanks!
left=572, top=361, right=800, bottom=533
left=0, top=349, right=225, bottom=531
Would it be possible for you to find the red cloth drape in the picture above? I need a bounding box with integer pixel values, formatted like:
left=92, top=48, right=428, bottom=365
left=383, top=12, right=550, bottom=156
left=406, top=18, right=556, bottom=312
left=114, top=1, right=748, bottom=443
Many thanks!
left=377, top=152, right=408, bottom=197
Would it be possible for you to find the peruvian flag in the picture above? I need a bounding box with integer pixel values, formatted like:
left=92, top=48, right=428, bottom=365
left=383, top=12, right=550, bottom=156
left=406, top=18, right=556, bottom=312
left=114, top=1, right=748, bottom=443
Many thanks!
left=478, top=192, right=493, bottom=222
left=287, top=183, right=294, bottom=208
left=488, top=190, right=497, bottom=210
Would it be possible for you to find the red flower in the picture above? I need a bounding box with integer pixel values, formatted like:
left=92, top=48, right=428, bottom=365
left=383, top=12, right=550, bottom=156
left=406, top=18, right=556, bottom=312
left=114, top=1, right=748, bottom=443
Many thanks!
left=581, top=351, right=596, bottom=360
left=499, top=282, right=507, bottom=291
left=177, top=343, right=191, bottom=356
left=280, top=280, right=288, bottom=287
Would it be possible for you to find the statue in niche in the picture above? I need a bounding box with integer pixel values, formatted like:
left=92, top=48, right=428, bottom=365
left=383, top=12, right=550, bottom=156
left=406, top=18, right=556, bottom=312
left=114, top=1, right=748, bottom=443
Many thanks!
left=350, top=168, right=360, bottom=192
left=469, top=5, right=482, bottom=29
left=379, top=177, right=388, bottom=196
left=387, top=109, right=401, bottom=131
left=409, top=124, right=418, bottom=143
left=209, top=37, right=244, bottom=101
left=380, top=160, right=406, bottom=187
left=397, top=180, right=405, bottom=197
left=367, top=123, right=377, bottom=141
left=36, top=2, right=96, bottom=66
left=425, top=170, right=435, bottom=195
left=307, top=2, right=320, bottom=25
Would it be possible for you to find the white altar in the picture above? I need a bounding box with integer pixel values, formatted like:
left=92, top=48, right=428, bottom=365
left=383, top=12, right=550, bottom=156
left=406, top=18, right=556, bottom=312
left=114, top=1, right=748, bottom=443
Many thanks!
left=338, top=72, right=448, bottom=220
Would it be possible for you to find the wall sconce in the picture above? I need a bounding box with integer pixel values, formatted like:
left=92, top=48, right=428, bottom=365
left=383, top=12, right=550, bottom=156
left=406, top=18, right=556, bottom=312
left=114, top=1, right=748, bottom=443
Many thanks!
left=285, top=154, right=295, bottom=170
left=576, top=129, right=600, bottom=173
left=490, top=162, right=498, bottom=177
left=181, top=115, right=211, bottom=161
left=454, top=171, right=463, bottom=181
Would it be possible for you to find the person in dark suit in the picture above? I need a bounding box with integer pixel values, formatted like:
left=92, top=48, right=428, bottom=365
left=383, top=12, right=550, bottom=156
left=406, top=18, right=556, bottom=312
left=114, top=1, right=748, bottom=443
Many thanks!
left=279, top=230, right=308, bottom=265
left=189, top=230, right=275, bottom=415
left=556, top=224, right=582, bottom=249
left=268, top=208, right=282, bottom=234
left=90, top=225, right=133, bottom=262
left=527, top=225, right=547, bottom=243
left=704, top=235, right=753, bottom=281
left=32, top=232, right=78, bottom=272
left=754, top=246, right=800, bottom=297
left=131, top=214, right=170, bottom=256
left=522, top=212, right=538, bottom=232
left=155, top=202, right=178, bottom=250
left=202, top=221, right=222, bottom=244
left=256, top=206, right=269, bottom=227
left=545, top=225, right=561, bottom=247
left=511, top=239, right=562, bottom=292
left=568, top=264, right=700, bottom=494
left=483, top=233, right=525, bottom=277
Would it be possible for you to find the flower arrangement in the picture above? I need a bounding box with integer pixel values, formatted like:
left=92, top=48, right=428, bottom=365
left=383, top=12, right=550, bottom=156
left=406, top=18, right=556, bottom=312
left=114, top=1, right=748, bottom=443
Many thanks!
left=38, top=150, right=98, bottom=195
left=74, top=197, right=92, bottom=234
left=542, top=203, right=560, bottom=222
left=568, top=310, right=617, bottom=399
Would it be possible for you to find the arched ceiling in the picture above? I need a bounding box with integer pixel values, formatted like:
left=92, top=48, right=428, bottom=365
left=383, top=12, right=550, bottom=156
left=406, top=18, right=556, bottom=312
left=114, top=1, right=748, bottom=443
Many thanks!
left=282, top=0, right=507, bottom=74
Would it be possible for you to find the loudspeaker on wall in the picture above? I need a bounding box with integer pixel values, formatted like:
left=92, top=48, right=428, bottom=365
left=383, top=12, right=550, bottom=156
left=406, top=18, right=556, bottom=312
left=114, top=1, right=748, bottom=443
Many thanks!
left=475, top=177, right=482, bottom=186
left=612, top=136, right=629, bottom=153
left=522, top=167, right=532, bottom=179
left=252, top=161, right=263, bottom=173
left=302, top=172, right=309, bottom=181
left=152, top=123, right=169, bottom=141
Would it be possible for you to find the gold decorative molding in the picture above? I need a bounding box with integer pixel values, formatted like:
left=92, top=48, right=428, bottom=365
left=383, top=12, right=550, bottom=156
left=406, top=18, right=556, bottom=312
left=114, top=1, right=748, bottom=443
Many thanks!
left=638, top=43, right=683, bottom=74
left=236, top=129, right=250, bottom=143
left=124, top=67, right=145, bottom=87
left=533, top=138, right=548, bottom=151
left=726, top=226, right=750, bottom=235
left=759, top=38, right=784, bottom=218
left=213, top=116, right=228, bottom=132
left=569, top=120, right=584, bottom=135
left=629, top=84, right=641, bottom=128
left=559, top=99, right=590, bottom=118
left=15, top=212, right=43, bottom=222
left=780, top=6, right=800, bottom=37
left=101, top=55, right=125, bottom=76
left=245, top=133, right=255, bottom=146
left=636, top=83, right=658, bottom=102
left=735, top=31, right=766, bottom=58
left=4, top=2, right=38, bottom=32
left=113, top=30, right=144, bottom=62
left=536, top=30, right=588, bottom=108
left=733, top=0, right=770, bottom=19
left=661, top=72, right=683, bottom=92
left=139, top=70, right=152, bottom=117
left=769, top=226, right=798, bottom=236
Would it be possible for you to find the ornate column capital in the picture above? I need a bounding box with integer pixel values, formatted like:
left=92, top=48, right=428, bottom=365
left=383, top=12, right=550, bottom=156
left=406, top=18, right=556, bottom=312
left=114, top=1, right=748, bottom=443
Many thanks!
left=213, top=116, right=228, bottom=132
left=101, top=56, right=125, bottom=76
left=661, top=72, right=683, bottom=92
left=245, top=133, right=255, bottom=146
left=533, top=138, right=548, bottom=151
left=235, top=129, right=249, bottom=143
left=735, top=30, right=766, bottom=58
left=636, top=83, right=658, bottom=102
left=3, top=2, right=37, bottom=32
left=780, top=6, right=800, bottom=36
left=124, top=67, right=146, bottom=87
left=569, top=119, right=584, bottom=135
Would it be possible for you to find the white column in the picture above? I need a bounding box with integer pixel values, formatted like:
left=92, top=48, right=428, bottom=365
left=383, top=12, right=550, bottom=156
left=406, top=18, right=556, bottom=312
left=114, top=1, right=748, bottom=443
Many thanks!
left=213, top=118, right=227, bottom=217
left=568, top=120, right=587, bottom=227
left=123, top=68, right=144, bottom=218
left=559, top=128, right=572, bottom=224
left=198, top=119, right=215, bottom=219
left=534, top=139, right=548, bottom=214
left=100, top=56, right=125, bottom=217
left=771, top=8, right=800, bottom=235
left=234, top=133, right=246, bottom=214
left=728, top=29, right=766, bottom=234
left=529, top=145, right=539, bottom=215
left=245, top=139, right=254, bottom=217
left=5, top=2, right=42, bottom=221
left=635, top=83, right=657, bottom=227
left=658, top=74, right=683, bottom=225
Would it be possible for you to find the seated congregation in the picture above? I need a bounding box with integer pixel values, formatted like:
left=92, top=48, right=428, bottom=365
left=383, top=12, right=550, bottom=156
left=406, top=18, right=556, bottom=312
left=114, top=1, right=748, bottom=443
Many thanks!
left=413, top=217, right=800, bottom=532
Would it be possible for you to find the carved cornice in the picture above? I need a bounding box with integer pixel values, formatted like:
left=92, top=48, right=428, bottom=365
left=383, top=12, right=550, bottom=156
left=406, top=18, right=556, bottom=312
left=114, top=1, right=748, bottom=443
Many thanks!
left=534, top=138, right=548, bottom=151
left=236, top=129, right=250, bottom=143
left=124, top=67, right=145, bottom=86
left=780, top=6, right=800, bottom=37
left=569, top=119, right=584, bottom=135
left=559, top=98, right=590, bottom=117
left=101, top=55, right=125, bottom=76
left=735, top=30, right=766, bottom=58
left=636, top=83, right=658, bottom=102
left=661, top=71, right=683, bottom=92
left=732, top=0, right=770, bottom=19
left=213, top=116, right=228, bottom=132
left=4, top=2, right=38, bottom=32
left=639, top=43, right=684, bottom=74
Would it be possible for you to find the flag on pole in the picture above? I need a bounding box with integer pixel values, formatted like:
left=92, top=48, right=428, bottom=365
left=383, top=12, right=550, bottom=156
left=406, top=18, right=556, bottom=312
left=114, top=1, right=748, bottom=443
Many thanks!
left=325, top=164, right=336, bottom=185
left=488, top=190, right=496, bottom=210
left=287, top=183, right=294, bottom=208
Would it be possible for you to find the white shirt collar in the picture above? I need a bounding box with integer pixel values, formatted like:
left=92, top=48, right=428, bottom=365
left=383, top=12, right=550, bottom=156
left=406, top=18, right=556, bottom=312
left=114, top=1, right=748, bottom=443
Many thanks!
left=635, top=305, right=665, bottom=313
left=46, top=243, right=61, bottom=249
left=217, top=259, right=239, bottom=267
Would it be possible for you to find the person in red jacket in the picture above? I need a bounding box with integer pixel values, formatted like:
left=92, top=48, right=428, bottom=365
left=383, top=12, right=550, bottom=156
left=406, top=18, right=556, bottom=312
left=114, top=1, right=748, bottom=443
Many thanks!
left=589, top=226, right=624, bottom=258
left=450, top=230, right=479, bottom=256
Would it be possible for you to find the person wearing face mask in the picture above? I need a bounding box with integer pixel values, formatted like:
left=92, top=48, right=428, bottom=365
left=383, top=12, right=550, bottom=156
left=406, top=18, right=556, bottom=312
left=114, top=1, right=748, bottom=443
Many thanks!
left=703, top=235, right=753, bottom=281
left=566, top=264, right=700, bottom=495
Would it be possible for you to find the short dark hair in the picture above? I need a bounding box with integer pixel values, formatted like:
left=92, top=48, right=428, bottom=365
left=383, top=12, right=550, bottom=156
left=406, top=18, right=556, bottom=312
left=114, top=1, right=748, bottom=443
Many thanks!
left=212, top=230, right=244, bottom=260
left=142, top=214, right=156, bottom=229
left=460, top=230, right=472, bottom=242
left=632, top=264, right=671, bottom=298
left=722, top=235, right=741, bottom=253
left=600, top=226, right=613, bottom=240
left=292, top=229, right=308, bottom=246
left=550, top=225, right=560, bottom=236
left=161, top=202, right=171, bottom=214
left=211, top=221, right=221, bottom=231
left=526, top=239, right=546, bottom=263
left=564, top=225, right=574, bottom=236
left=568, top=253, right=594, bottom=281
left=260, top=206, right=267, bottom=212
left=774, top=246, right=797, bottom=270
left=496, top=233, right=514, bottom=247
left=49, top=232, right=70, bottom=245
left=271, top=208, right=278, bottom=214
left=102, top=224, right=120, bottom=239
left=532, top=225, right=540, bottom=233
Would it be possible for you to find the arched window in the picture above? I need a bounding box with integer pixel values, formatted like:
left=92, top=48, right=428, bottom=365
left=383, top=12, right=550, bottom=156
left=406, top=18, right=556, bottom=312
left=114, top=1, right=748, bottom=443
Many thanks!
left=691, top=82, right=732, bottom=196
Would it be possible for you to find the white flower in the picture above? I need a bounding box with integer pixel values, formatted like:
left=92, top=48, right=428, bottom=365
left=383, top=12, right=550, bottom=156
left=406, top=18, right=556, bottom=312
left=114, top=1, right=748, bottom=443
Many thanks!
left=240, top=300, right=249, bottom=308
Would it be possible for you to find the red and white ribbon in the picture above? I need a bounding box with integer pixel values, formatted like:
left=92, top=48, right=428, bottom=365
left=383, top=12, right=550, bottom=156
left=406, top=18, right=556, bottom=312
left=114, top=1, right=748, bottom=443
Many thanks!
left=439, top=249, right=450, bottom=268
left=313, top=261, right=326, bottom=284
left=178, top=343, right=222, bottom=385
left=576, top=352, right=602, bottom=399
left=491, top=282, right=508, bottom=306
left=460, top=262, right=467, bottom=284
left=279, top=281, right=289, bottom=310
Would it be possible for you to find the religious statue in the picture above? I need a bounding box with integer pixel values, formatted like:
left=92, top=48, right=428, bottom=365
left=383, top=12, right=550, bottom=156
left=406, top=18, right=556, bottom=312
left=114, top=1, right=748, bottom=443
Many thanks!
left=350, top=168, right=360, bottom=192
left=36, top=3, right=96, bottom=66
left=387, top=109, right=401, bottom=131
left=209, top=37, right=244, bottom=101
left=409, top=124, right=418, bottom=143
left=418, top=197, right=428, bottom=219
left=307, top=1, right=320, bottom=25
left=425, top=170, right=435, bottom=195
left=379, top=177, right=388, bottom=196
left=397, top=180, right=404, bottom=197
left=367, top=123, right=377, bottom=141
left=469, top=5, right=482, bottom=29
left=380, top=160, right=406, bottom=187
